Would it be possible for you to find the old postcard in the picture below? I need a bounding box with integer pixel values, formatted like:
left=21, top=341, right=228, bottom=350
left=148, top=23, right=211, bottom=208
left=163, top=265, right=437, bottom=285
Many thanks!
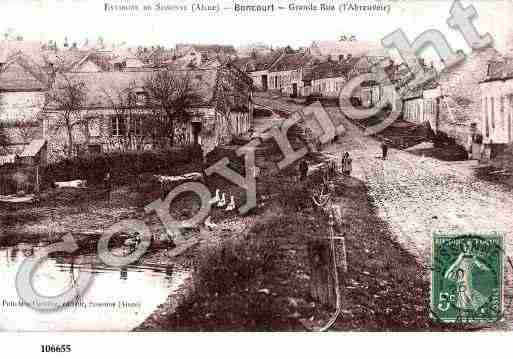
left=1, top=0, right=513, bottom=337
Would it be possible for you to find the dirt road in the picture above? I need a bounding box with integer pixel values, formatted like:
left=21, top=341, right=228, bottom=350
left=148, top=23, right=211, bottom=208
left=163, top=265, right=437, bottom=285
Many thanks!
left=328, top=109, right=513, bottom=327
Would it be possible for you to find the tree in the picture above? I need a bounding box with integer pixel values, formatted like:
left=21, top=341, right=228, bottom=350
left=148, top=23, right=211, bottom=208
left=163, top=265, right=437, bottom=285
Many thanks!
left=46, top=74, right=87, bottom=158
left=0, top=122, right=8, bottom=153
left=144, top=70, right=201, bottom=148
left=101, top=81, right=155, bottom=151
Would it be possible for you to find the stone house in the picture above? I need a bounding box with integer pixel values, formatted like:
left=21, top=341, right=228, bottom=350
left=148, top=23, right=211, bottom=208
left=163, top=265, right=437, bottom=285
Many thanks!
left=173, top=44, right=236, bottom=69
left=413, top=47, right=500, bottom=149
left=233, top=51, right=284, bottom=91
left=302, top=60, right=350, bottom=98
left=402, top=77, right=440, bottom=129
left=267, top=53, right=315, bottom=97
left=43, top=65, right=254, bottom=162
left=0, top=53, right=50, bottom=155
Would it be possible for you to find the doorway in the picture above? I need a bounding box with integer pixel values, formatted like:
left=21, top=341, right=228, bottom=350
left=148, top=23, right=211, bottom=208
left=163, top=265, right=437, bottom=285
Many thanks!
left=292, top=83, right=298, bottom=98
left=261, top=75, right=268, bottom=91
left=192, top=122, right=202, bottom=145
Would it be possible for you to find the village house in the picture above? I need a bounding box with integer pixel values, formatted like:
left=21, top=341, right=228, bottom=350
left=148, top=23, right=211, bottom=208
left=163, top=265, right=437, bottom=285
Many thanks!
left=0, top=53, right=49, bottom=155
left=308, top=40, right=385, bottom=62
left=0, top=52, right=50, bottom=194
left=401, top=48, right=499, bottom=153
left=43, top=65, right=254, bottom=162
left=233, top=51, right=284, bottom=91
left=358, top=61, right=409, bottom=111
left=402, top=76, right=440, bottom=130
left=266, top=52, right=315, bottom=97
left=172, top=44, right=236, bottom=69
left=302, top=59, right=350, bottom=98
left=432, top=47, right=500, bottom=151
left=478, top=57, right=513, bottom=160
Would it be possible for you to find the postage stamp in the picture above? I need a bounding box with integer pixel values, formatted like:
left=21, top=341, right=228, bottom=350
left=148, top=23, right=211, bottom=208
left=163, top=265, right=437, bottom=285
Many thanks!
left=431, top=234, right=504, bottom=324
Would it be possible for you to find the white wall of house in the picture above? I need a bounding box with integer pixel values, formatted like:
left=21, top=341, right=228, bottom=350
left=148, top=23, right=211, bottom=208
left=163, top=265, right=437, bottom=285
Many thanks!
left=267, top=68, right=303, bottom=95
left=42, top=105, right=253, bottom=162
left=311, top=76, right=346, bottom=98
left=0, top=91, right=45, bottom=125
left=249, top=70, right=268, bottom=90
left=403, top=97, right=425, bottom=125
left=480, top=79, right=513, bottom=145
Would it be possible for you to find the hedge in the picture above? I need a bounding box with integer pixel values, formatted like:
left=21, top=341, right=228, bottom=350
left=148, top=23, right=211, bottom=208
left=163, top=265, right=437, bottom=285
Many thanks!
left=42, top=146, right=202, bottom=188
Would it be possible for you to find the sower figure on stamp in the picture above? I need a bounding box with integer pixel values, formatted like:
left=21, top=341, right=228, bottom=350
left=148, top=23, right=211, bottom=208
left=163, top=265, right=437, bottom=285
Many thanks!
left=444, top=242, right=490, bottom=311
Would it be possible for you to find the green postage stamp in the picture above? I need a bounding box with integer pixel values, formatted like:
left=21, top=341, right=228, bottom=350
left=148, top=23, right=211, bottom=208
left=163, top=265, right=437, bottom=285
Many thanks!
left=431, top=234, right=504, bottom=324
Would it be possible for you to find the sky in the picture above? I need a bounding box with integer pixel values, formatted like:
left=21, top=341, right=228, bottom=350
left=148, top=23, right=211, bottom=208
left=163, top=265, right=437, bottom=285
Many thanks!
left=0, top=0, right=511, bottom=57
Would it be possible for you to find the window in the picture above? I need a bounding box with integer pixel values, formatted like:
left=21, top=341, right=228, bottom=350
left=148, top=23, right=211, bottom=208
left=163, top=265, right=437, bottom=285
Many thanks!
left=111, top=116, right=126, bottom=136
left=135, top=92, right=148, bottom=106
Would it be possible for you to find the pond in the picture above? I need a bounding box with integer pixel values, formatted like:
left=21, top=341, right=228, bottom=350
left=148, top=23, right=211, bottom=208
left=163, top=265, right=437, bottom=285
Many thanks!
left=0, top=243, right=188, bottom=331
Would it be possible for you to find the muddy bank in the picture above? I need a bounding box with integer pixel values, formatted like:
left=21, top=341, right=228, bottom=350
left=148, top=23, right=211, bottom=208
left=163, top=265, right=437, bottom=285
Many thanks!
left=136, top=169, right=442, bottom=331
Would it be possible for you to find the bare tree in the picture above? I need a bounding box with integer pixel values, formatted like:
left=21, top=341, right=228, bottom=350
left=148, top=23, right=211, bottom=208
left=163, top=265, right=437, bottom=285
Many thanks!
left=144, top=70, right=201, bottom=148
left=101, top=81, right=157, bottom=151
left=0, top=122, right=8, bottom=153
left=46, top=74, right=87, bottom=158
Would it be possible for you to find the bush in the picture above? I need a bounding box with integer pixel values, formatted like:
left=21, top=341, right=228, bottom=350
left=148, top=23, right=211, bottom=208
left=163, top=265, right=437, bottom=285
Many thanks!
left=193, top=229, right=279, bottom=295
left=42, top=146, right=202, bottom=188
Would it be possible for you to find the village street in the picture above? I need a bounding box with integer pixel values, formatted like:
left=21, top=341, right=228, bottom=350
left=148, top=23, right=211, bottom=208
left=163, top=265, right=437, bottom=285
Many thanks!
left=254, top=95, right=513, bottom=326
left=325, top=108, right=513, bottom=327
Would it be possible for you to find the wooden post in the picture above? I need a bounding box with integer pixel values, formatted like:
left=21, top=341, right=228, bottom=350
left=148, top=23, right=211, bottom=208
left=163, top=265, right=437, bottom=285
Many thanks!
left=307, top=234, right=337, bottom=308
left=307, top=210, right=339, bottom=309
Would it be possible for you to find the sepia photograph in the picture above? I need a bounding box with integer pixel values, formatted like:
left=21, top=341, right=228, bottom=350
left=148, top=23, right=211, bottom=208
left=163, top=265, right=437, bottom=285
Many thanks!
left=0, top=2, right=513, bottom=349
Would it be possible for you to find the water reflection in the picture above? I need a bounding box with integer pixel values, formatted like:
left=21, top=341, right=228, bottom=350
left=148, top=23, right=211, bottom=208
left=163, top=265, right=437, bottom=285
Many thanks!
left=0, top=243, right=188, bottom=331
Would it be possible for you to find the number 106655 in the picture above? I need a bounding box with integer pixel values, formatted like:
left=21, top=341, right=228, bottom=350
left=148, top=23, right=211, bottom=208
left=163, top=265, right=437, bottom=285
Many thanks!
left=41, top=345, right=71, bottom=353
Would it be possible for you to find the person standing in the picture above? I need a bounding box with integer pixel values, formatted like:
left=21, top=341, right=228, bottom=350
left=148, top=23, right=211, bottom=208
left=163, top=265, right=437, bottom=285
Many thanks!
left=346, top=154, right=353, bottom=177
left=342, top=152, right=353, bottom=176
left=299, top=160, right=309, bottom=181
left=341, top=152, right=349, bottom=175
left=104, top=172, right=112, bottom=203
left=381, top=142, right=388, bottom=160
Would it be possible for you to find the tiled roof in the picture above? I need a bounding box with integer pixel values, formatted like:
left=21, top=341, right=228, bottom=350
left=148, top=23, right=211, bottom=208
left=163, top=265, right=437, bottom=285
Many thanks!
left=269, top=53, right=313, bottom=72
left=0, top=54, right=50, bottom=91
left=233, top=52, right=283, bottom=72
left=21, top=139, right=46, bottom=157
left=310, top=40, right=384, bottom=58
left=303, top=61, right=352, bottom=81
left=0, top=39, right=44, bottom=63
left=402, top=67, right=439, bottom=100
left=484, top=57, right=513, bottom=81
left=441, top=96, right=471, bottom=124
left=42, top=49, right=91, bottom=71
left=49, top=69, right=219, bottom=109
